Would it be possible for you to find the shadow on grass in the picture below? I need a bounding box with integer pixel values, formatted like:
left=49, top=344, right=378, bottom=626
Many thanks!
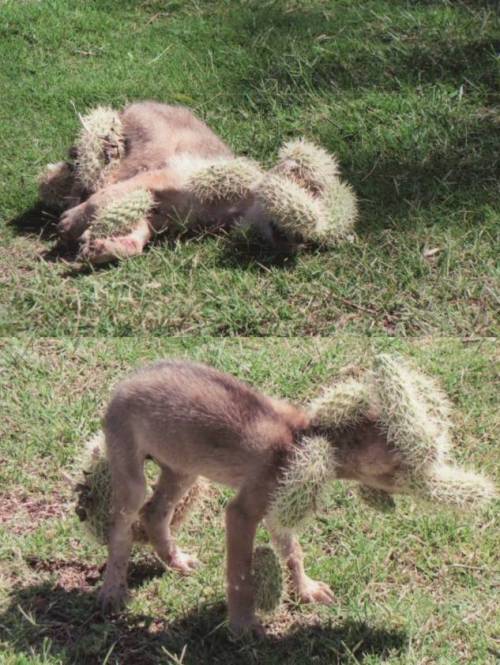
left=217, top=229, right=299, bottom=272
left=7, top=203, right=60, bottom=242
left=227, top=1, right=499, bottom=94
left=1, top=579, right=408, bottom=665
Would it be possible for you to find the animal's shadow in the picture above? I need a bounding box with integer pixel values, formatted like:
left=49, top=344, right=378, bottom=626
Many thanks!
left=8, top=201, right=300, bottom=275
left=0, top=570, right=408, bottom=664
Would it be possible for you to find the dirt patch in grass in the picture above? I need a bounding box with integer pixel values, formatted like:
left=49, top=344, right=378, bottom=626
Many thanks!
left=25, top=557, right=103, bottom=592
left=0, top=488, right=71, bottom=535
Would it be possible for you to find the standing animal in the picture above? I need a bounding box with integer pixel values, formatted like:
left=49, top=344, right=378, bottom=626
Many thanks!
left=94, top=358, right=495, bottom=635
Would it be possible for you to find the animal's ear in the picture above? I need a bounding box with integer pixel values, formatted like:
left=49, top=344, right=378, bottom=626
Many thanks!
left=414, top=464, right=497, bottom=510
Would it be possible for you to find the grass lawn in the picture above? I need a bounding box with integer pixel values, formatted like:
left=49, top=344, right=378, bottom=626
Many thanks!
left=0, top=336, right=498, bottom=664
left=1, top=0, right=499, bottom=335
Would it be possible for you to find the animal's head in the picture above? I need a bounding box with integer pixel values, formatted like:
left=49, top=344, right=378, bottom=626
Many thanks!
left=308, top=354, right=496, bottom=512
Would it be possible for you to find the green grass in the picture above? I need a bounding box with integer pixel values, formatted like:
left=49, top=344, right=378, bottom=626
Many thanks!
left=1, top=0, right=499, bottom=335
left=0, top=337, right=498, bottom=664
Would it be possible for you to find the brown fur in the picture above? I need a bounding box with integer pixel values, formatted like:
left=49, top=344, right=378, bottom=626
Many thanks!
left=98, top=360, right=400, bottom=635
left=55, top=102, right=257, bottom=262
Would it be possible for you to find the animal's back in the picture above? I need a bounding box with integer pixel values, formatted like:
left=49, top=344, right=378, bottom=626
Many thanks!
left=104, top=360, right=297, bottom=485
left=116, top=102, right=233, bottom=180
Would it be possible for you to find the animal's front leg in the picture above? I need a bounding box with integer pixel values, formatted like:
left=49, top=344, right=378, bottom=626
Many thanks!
left=225, top=495, right=265, bottom=636
left=79, top=218, right=152, bottom=264
left=57, top=201, right=95, bottom=242
left=268, top=525, right=334, bottom=605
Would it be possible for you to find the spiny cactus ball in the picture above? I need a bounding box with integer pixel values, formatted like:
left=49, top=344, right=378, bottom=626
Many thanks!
left=316, top=180, right=358, bottom=244
left=267, top=435, right=334, bottom=531
left=38, top=161, right=75, bottom=209
left=413, top=464, right=496, bottom=509
left=374, top=354, right=452, bottom=472
left=357, top=485, right=396, bottom=513
left=74, top=432, right=126, bottom=545
left=305, top=354, right=496, bottom=514
left=275, top=138, right=340, bottom=194
left=252, top=545, right=284, bottom=613
left=89, top=188, right=154, bottom=239
left=75, top=106, right=124, bottom=192
left=257, top=173, right=327, bottom=242
left=189, top=158, right=263, bottom=203
left=309, top=376, right=371, bottom=429
left=75, top=433, right=207, bottom=545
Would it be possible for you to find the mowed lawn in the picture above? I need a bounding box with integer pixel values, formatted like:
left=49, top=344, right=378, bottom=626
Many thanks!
left=1, top=0, right=499, bottom=335
left=0, top=337, right=498, bottom=664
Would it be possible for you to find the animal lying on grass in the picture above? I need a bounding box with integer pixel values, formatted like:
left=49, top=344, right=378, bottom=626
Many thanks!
left=38, top=101, right=357, bottom=264
left=75, top=355, right=496, bottom=636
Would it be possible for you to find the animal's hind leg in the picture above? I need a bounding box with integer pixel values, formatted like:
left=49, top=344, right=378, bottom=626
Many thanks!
left=98, top=443, right=147, bottom=612
left=79, top=217, right=152, bottom=264
left=140, top=466, right=200, bottom=574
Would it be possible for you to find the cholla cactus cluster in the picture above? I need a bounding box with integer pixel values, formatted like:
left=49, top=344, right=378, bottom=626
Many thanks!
left=74, top=432, right=207, bottom=545
left=373, top=354, right=451, bottom=472
left=252, top=545, right=284, bottom=613
left=267, top=435, right=336, bottom=531
left=74, top=106, right=125, bottom=192
left=89, top=189, right=155, bottom=239
left=307, top=353, right=496, bottom=513
left=38, top=107, right=124, bottom=211
left=319, top=179, right=359, bottom=244
left=308, top=376, right=371, bottom=430
left=256, top=139, right=358, bottom=245
left=74, top=432, right=126, bottom=544
left=188, top=158, right=263, bottom=203
left=255, top=174, right=326, bottom=241
left=273, top=139, right=339, bottom=194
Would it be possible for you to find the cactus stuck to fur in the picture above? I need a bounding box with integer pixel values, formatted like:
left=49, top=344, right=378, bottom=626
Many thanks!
left=75, top=106, right=124, bottom=192
left=267, top=435, right=335, bottom=531
left=89, top=188, right=155, bottom=239
left=373, top=354, right=452, bottom=472
left=74, top=433, right=207, bottom=545
left=256, top=160, right=358, bottom=245
left=189, top=158, right=263, bottom=203
left=317, top=179, right=359, bottom=244
left=274, top=139, right=340, bottom=195
left=252, top=545, right=284, bottom=613
left=414, top=464, right=496, bottom=509
left=310, top=353, right=496, bottom=513
left=74, top=433, right=127, bottom=544
left=309, top=376, right=371, bottom=429
left=256, top=173, right=327, bottom=242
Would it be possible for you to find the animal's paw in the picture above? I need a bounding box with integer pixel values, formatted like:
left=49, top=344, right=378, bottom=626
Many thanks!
left=228, top=616, right=266, bottom=640
left=78, top=237, right=109, bottom=264
left=97, top=583, right=129, bottom=614
left=164, top=548, right=200, bottom=575
left=297, top=577, right=335, bottom=605
left=57, top=203, right=88, bottom=241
